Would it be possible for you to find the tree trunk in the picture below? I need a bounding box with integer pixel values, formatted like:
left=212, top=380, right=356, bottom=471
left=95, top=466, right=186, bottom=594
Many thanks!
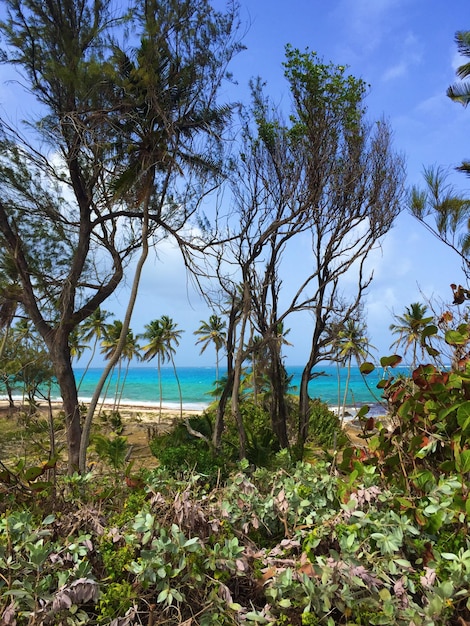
left=213, top=369, right=234, bottom=449
left=213, top=300, right=238, bottom=450
left=268, top=347, right=289, bottom=448
left=49, top=338, right=81, bottom=473
left=231, top=359, right=247, bottom=459
left=298, top=364, right=311, bottom=451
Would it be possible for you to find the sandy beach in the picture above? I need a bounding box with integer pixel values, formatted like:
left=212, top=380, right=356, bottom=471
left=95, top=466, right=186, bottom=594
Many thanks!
left=0, top=399, right=203, bottom=422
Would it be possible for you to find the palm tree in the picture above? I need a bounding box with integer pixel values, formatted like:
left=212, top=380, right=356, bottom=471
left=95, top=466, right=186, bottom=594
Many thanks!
left=447, top=31, right=470, bottom=107
left=141, top=316, right=183, bottom=420
left=69, top=327, right=88, bottom=366
left=194, top=314, right=226, bottom=382
left=141, top=319, right=166, bottom=421
left=101, top=320, right=138, bottom=412
left=333, top=319, right=375, bottom=419
left=389, top=302, right=434, bottom=368
left=113, top=327, right=140, bottom=410
left=447, top=31, right=470, bottom=177
left=159, top=316, right=184, bottom=419
left=77, top=308, right=113, bottom=390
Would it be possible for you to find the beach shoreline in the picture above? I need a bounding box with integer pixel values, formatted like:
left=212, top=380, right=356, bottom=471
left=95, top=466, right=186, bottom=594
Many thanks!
left=0, top=396, right=386, bottom=424
left=0, top=399, right=202, bottom=423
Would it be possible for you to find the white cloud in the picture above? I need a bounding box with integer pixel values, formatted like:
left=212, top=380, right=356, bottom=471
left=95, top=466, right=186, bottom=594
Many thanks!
left=382, top=33, right=422, bottom=82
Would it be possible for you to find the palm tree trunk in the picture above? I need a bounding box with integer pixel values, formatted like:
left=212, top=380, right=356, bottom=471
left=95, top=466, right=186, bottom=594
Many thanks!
left=77, top=340, right=98, bottom=391
left=171, top=358, right=183, bottom=420
left=112, top=359, right=122, bottom=412
left=158, top=355, right=163, bottom=423
left=117, top=359, right=131, bottom=410
left=341, top=360, right=352, bottom=423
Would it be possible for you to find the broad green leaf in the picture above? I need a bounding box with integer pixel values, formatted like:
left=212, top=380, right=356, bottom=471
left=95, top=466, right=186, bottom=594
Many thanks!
left=445, top=329, right=469, bottom=345
left=394, top=558, right=412, bottom=568
left=380, top=355, right=403, bottom=368
left=24, top=466, right=44, bottom=482
left=457, top=403, right=470, bottom=430
left=422, top=324, right=438, bottom=338
left=356, top=405, right=370, bottom=419
left=460, top=450, right=470, bottom=474
left=360, top=362, right=375, bottom=375
left=29, top=481, right=52, bottom=492
left=379, top=588, right=392, bottom=601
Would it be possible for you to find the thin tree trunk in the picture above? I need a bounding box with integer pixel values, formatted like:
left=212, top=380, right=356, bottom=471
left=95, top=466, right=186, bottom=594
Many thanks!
left=79, top=188, right=151, bottom=473
left=341, top=361, right=352, bottom=422
left=112, top=359, right=122, bottom=412
left=171, top=358, right=183, bottom=420
left=231, top=292, right=249, bottom=459
left=298, top=361, right=313, bottom=451
left=268, top=346, right=289, bottom=448
left=213, top=370, right=234, bottom=449
left=117, top=360, right=131, bottom=410
left=77, top=340, right=98, bottom=391
left=213, top=303, right=238, bottom=449
left=158, top=356, right=163, bottom=423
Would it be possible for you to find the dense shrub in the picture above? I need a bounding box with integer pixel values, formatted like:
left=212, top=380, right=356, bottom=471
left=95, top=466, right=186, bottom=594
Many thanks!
left=149, top=416, right=231, bottom=482
left=308, top=398, right=345, bottom=448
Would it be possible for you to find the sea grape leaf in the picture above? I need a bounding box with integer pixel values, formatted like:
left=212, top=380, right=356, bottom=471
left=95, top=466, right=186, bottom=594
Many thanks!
left=457, top=403, right=470, bottom=431
left=460, top=450, right=470, bottom=474
left=360, top=362, right=375, bottom=375
left=445, top=329, right=469, bottom=345
left=380, top=355, right=402, bottom=368
left=24, top=466, right=45, bottom=482
left=422, top=324, right=438, bottom=338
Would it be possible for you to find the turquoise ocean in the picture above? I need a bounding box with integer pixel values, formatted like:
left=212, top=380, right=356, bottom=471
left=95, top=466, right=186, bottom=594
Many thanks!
left=67, top=364, right=395, bottom=417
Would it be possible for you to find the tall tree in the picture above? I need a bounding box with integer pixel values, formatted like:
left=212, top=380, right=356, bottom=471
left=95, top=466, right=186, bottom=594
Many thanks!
left=141, top=319, right=167, bottom=421
left=210, top=47, right=405, bottom=453
left=0, top=0, right=242, bottom=472
left=194, top=314, right=226, bottom=382
left=100, top=320, right=139, bottom=411
left=159, top=315, right=184, bottom=419
left=141, top=315, right=183, bottom=419
left=332, top=317, right=375, bottom=419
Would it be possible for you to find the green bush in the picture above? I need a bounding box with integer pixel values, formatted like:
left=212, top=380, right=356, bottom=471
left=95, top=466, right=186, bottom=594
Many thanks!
left=149, top=417, right=230, bottom=482
left=308, top=398, right=344, bottom=448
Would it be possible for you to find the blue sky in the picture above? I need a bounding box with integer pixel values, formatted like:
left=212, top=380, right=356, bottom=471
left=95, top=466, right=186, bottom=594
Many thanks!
left=128, top=0, right=470, bottom=366
left=1, top=0, right=469, bottom=367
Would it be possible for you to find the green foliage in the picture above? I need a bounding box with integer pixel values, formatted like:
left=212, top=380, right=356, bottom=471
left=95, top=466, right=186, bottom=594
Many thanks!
left=242, top=402, right=280, bottom=467
left=93, top=434, right=129, bottom=471
left=97, top=581, right=135, bottom=621
left=350, top=346, right=470, bottom=494
left=149, top=417, right=230, bottom=482
left=308, top=398, right=345, bottom=448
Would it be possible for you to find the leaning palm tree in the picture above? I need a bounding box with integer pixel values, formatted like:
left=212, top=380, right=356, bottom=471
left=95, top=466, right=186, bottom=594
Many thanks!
left=389, top=302, right=434, bottom=368
left=141, top=318, right=169, bottom=421
left=194, top=314, right=226, bottom=382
